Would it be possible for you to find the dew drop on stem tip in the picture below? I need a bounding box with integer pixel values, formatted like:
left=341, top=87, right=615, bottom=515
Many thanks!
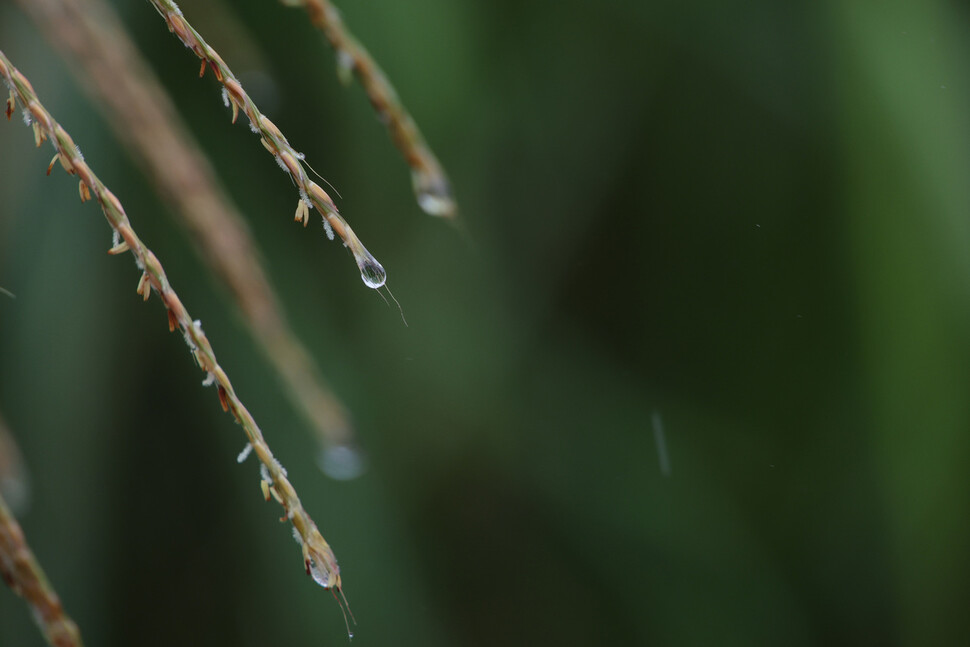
left=356, top=253, right=386, bottom=289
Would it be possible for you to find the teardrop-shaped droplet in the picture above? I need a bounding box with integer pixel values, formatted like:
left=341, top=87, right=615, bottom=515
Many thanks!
left=413, top=169, right=456, bottom=218
left=307, top=558, right=331, bottom=589
left=417, top=190, right=456, bottom=218
left=357, top=255, right=386, bottom=289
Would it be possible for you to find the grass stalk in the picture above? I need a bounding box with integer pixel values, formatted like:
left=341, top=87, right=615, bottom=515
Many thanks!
left=1, top=49, right=352, bottom=623
left=278, top=0, right=456, bottom=218
left=16, top=0, right=358, bottom=457
left=0, top=491, right=84, bottom=647
left=148, top=0, right=387, bottom=290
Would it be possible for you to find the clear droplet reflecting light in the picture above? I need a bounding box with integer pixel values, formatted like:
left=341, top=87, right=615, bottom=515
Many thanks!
left=413, top=169, right=456, bottom=217
left=357, top=255, right=386, bottom=289
left=308, top=558, right=331, bottom=589
left=417, top=190, right=456, bottom=218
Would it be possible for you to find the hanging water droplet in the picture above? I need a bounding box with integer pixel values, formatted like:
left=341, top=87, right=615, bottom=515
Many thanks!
left=357, top=255, right=386, bottom=289
left=318, top=445, right=366, bottom=481
left=417, top=190, right=456, bottom=218
left=339, top=218, right=387, bottom=288
left=413, top=169, right=456, bottom=217
left=308, top=558, right=331, bottom=589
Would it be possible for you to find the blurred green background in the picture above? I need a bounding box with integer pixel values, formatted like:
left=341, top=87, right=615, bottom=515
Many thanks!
left=3, top=0, right=970, bottom=645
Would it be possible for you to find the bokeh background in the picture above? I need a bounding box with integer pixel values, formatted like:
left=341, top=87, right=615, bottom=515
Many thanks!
left=3, top=0, right=970, bottom=645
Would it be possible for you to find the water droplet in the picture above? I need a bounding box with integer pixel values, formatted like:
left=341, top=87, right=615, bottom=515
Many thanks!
left=339, top=220, right=386, bottom=288
left=308, top=558, right=331, bottom=589
left=318, top=445, right=366, bottom=480
left=357, top=256, right=386, bottom=289
left=413, top=169, right=456, bottom=217
left=417, top=190, right=456, bottom=218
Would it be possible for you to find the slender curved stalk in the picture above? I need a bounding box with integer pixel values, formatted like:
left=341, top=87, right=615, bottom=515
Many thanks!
left=0, top=492, right=84, bottom=647
left=278, top=0, right=456, bottom=218
left=16, top=0, right=358, bottom=457
left=1, top=50, right=350, bottom=618
left=148, top=0, right=387, bottom=290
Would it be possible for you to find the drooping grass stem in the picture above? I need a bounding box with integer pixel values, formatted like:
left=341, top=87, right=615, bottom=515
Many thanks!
left=148, top=0, right=388, bottom=290
left=17, top=0, right=358, bottom=459
left=279, top=0, right=456, bottom=218
left=0, top=490, right=84, bottom=647
left=1, top=49, right=347, bottom=614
